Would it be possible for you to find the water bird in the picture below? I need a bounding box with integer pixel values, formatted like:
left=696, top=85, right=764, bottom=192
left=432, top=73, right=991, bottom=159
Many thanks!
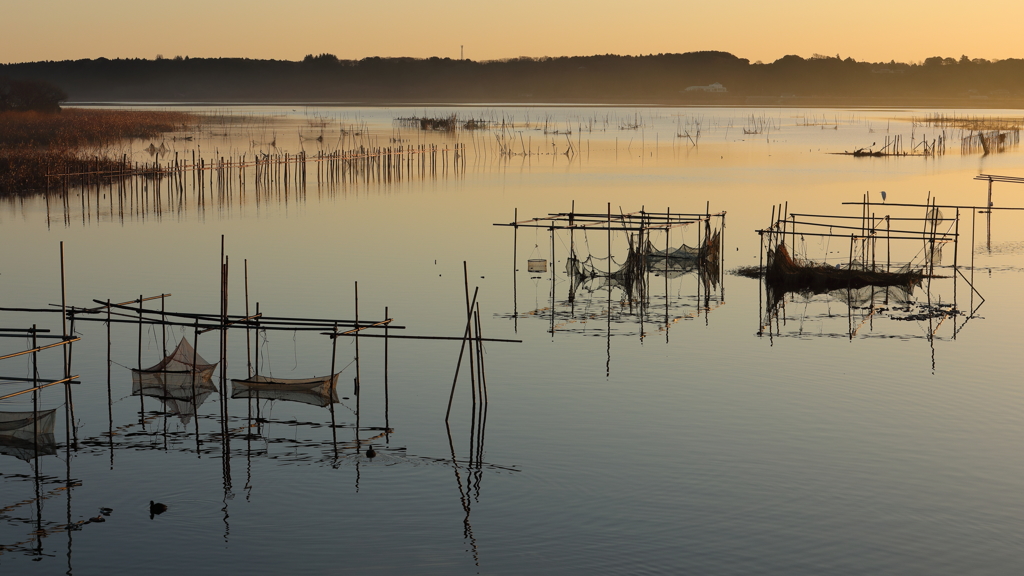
left=366, top=446, right=377, bottom=458
left=99, top=507, right=113, bottom=516
left=149, top=501, right=167, bottom=519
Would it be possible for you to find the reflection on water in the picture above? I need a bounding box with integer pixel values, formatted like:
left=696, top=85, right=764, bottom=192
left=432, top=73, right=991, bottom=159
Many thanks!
left=0, top=409, right=56, bottom=449
left=4, top=105, right=1024, bottom=575
left=495, top=206, right=728, bottom=379
left=752, top=193, right=990, bottom=356
left=759, top=278, right=980, bottom=341
left=132, top=337, right=218, bottom=425
left=230, top=374, right=339, bottom=408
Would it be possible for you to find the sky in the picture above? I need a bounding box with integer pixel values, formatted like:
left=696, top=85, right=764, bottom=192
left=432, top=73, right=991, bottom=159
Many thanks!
left=2, top=0, right=1022, bottom=65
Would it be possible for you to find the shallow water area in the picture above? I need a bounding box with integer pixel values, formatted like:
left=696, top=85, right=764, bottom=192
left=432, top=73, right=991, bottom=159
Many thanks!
left=2, top=104, right=1024, bottom=575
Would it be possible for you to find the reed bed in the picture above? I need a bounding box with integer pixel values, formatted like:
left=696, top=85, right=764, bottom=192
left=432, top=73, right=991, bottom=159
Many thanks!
left=912, top=113, right=1024, bottom=131
left=0, top=108, right=195, bottom=194
left=393, top=114, right=490, bottom=132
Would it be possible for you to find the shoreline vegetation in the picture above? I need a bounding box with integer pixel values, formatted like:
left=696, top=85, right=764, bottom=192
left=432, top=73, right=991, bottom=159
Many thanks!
left=0, top=109, right=194, bottom=194
left=6, top=51, right=1024, bottom=107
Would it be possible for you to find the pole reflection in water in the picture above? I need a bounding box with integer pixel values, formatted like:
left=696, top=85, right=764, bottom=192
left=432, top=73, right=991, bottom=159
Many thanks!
left=499, top=205, right=726, bottom=374
left=2, top=243, right=522, bottom=572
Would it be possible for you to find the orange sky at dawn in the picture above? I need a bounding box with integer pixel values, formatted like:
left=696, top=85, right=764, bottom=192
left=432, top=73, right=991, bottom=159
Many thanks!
left=3, top=0, right=1021, bottom=64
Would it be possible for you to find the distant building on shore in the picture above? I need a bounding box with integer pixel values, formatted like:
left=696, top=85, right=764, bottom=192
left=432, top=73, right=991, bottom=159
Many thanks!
left=683, top=82, right=727, bottom=93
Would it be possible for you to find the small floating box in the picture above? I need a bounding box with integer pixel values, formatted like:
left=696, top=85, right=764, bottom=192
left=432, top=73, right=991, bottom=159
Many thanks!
left=527, top=259, right=548, bottom=273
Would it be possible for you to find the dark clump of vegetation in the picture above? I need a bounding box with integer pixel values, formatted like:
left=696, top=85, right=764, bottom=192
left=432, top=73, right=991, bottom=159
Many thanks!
left=0, top=107, right=194, bottom=194
left=0, top=78, right=67, bottom=113
left=394, top=114, right=490, bottom=132
left=735, top=244, right=925, bottom=292
left=416, top=115, right=457, bottom=131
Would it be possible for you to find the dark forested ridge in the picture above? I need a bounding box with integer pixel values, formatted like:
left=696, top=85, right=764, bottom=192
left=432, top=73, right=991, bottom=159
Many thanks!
left=4, top=51, right=1024, bottom=106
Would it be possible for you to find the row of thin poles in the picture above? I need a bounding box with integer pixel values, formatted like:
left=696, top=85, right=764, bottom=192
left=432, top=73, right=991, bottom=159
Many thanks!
left=444, top=262, right=489, bottom=561
left=446, top=262, right=489, bottom=467
left=759, top=196, right=960, bottom=274
left=0, top=242, right=499, bottom=564
left=0, top=242, right=80, bottom=562
left=0, top=244, right=80, bottom=450
left=39, top=143, right=468, bottom=228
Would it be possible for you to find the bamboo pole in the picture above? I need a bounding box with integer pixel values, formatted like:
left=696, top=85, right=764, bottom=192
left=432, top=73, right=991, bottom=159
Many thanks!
left=987, top=177, right=993, bottom=252
left=245, top=259, right=251, bottom=377
left=0, top=376, right=78, bottom=401
left=92, top=300, right=393, bottom=329
left=138, top=293, right=145, bottom=424
left=0, top=338, right=80, bottom=362
left=191, top=320, right=201, bottom=453
left=107, top=301, right=114, bottom=460
left=513, top=208, right=518, bottom=333
left=354, top=281, right=361, bottom=447
left=445, top=287, right=480, bottom=422
left=32, top=326, right=39, bottom=460
left=329, top=321, right=338, bottom=447
left=59, top=242, right=76, bottom=450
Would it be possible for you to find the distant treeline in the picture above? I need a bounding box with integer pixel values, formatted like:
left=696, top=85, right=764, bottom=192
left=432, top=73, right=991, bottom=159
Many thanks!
left=4, top=52, right=1024, bottom=105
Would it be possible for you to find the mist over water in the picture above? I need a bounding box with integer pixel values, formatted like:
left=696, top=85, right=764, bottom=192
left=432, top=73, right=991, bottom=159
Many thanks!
left=2, top=105, right=1023, bottom=575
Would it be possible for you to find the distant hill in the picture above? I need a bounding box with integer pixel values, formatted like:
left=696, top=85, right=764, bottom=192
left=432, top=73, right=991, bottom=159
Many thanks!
left=4, top=52, right=1024, bottom=107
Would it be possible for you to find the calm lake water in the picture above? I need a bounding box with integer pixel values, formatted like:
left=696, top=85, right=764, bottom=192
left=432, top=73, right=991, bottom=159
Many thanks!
left=2, top=105, right=1024, bottom=575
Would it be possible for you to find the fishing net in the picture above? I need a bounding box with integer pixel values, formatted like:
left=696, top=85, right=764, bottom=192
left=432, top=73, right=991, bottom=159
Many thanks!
left=648, top=242, right=700, bottom=261
left=925, top=239, right=949, bottom=267
left=566, top=254, right=623, bottom=279
left=132, top=372, right=217, bottom=425
left=567, top=228, right=722, bottom=298
left=231, top=374, right=340, bottom=408
left=833, top=283, right=916, bottom=308
left=647, top=241, right=699, bottom=278
left=765, top=243, right=923, bottom=292
left=0, top=409, right=57, bottom=461
left=131, top=337, right=219, bottom=424
left=133, top=337, right=217, bottom=377
left=649, top=229, right=720, bottom=273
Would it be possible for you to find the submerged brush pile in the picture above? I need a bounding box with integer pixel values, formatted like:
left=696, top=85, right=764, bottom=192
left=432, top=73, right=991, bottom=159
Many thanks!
left=737, top=243, right=924, bottom=292
left=0, top=108, right=195, bottom=193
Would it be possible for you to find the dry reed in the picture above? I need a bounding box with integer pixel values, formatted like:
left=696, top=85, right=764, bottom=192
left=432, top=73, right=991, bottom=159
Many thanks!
left=0, top=108, right=195, bottom=193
